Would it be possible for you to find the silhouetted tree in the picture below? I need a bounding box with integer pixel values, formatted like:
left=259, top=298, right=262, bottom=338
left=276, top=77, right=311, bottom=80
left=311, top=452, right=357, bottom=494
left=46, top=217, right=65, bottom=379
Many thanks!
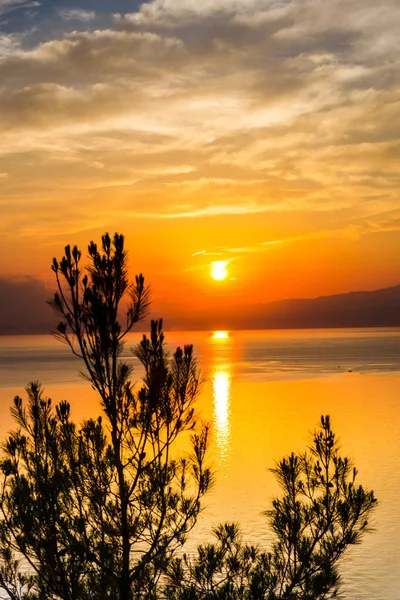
left=164, top=416, right=377, bottom=599
left=0, top=233, right=211, bottom=600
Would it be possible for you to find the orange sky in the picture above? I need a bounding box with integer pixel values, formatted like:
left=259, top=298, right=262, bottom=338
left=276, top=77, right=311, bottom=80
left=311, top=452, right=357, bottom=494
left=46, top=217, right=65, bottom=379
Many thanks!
left=0, top=0, right=399, bottom=324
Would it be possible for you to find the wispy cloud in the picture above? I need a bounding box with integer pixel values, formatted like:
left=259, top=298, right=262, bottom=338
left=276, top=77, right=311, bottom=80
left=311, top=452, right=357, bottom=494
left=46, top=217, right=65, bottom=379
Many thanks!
left=135, top=203, right=274, bottom=219
left=0, top=0, right=27, bottom=14
left=58, top=9, right=96, bottom=22
left=194, top=217, right=400, bottom=261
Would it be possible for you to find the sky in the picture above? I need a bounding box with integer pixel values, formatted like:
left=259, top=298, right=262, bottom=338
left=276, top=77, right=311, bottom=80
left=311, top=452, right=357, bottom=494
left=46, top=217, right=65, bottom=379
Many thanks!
left=0, top=0, right=399, bottom=329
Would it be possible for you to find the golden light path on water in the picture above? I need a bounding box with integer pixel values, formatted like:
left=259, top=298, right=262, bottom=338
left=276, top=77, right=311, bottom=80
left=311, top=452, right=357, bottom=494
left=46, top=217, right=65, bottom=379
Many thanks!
left=210, top=331, right=232, bottom=465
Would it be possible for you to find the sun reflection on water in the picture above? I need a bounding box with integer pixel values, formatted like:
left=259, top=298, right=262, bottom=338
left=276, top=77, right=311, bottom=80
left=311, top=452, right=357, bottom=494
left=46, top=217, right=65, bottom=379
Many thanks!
left=212, top=367, right=231, bottom=463
left=209, top=331, right=234, bottom=464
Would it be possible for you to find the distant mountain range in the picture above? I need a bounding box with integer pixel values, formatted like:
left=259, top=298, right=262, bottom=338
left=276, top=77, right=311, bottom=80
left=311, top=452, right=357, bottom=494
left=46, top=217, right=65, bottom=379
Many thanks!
left=232, top=284, right=400, bottom=330
left=0, top=278, right=399, bottom=334
left=164, top=284, right=400, bottom=330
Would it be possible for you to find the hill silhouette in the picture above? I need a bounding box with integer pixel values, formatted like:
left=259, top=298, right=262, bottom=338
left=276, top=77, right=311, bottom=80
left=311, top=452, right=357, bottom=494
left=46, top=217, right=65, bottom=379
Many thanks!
left=0, top=278, right=399, bottom=333
left=240, top=284, right=400, bottom=330
left=165, top=284, right=400, bottom=330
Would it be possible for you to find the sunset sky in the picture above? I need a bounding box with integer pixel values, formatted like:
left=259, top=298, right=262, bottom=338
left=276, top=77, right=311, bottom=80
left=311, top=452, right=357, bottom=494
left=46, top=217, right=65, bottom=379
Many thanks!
left=1, top=0, right=399, bottom=326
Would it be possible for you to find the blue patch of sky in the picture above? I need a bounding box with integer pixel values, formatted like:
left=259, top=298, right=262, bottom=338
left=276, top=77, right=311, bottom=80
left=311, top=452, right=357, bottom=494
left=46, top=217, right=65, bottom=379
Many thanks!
left=0, top=0, right=143, bottom=45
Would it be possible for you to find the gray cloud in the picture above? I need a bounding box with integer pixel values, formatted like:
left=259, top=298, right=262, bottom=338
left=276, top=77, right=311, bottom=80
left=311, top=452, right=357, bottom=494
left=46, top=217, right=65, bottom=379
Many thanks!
left=0, top=0, right=26, bottom=14
left=58, top=9, right=96, bottom=22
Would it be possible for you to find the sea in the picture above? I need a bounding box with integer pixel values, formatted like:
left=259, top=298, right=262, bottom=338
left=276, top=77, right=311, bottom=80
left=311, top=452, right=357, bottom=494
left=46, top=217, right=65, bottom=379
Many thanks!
left=0, top=328, right=399, bottom=599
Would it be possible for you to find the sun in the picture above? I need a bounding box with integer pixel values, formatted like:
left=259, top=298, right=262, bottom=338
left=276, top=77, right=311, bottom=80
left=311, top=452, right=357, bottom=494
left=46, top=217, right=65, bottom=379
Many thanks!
left=211, top=330, right=229, bottom=340
left=211, top=261, right=228, bottom=281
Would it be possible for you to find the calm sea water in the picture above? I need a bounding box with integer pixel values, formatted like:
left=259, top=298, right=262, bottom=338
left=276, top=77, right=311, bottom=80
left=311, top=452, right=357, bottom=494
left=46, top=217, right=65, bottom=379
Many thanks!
left=0, top=328, right=399, bottom=599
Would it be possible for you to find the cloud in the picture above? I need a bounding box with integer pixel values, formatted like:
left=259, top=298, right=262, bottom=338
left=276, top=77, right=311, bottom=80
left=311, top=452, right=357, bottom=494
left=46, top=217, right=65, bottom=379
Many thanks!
left=138, top=202, right=273, bottom=220
left=0, top=0, right=26, bottom=14
left=0, top=0, right=398, bottom=241
left=193, top=214, right=400, bottom=261
left=122, top=0, right=265, bottom=27
left=58, top=9, right=96, bottom=22
left=0, top=32, right=22, bottom=56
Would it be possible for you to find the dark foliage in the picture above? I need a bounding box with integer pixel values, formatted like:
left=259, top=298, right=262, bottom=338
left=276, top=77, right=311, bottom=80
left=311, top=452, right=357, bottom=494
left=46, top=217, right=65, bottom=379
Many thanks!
left=0, top=233, right=211, bottom=600
left=164, top=416, right=377, bottom=600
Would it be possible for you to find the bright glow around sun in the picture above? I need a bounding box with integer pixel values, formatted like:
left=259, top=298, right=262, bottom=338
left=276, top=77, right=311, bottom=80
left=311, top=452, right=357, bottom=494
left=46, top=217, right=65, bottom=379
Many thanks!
left=211, top=261, right=228, bottom=280
left=212, top=331, right=229, bottom=340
